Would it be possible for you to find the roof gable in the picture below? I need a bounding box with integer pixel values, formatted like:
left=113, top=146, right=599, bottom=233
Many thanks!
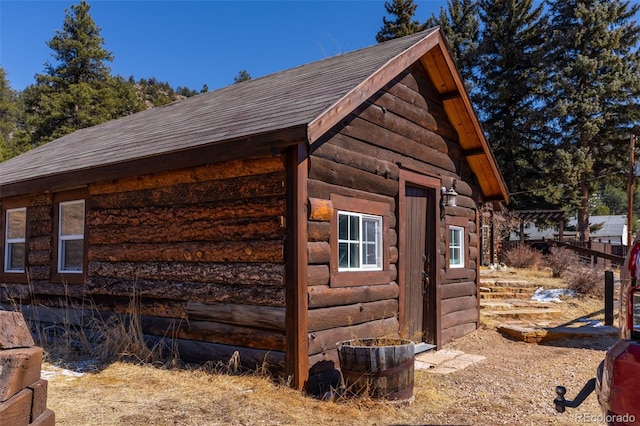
left=1, top=29, right=508, bottom=203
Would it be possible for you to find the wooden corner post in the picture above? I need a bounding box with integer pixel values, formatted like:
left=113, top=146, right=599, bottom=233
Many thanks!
left=285, top=143, right=309, bottom=390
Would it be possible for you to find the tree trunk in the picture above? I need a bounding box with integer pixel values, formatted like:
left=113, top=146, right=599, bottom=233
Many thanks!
left=578, top=177, right=590, bottom=243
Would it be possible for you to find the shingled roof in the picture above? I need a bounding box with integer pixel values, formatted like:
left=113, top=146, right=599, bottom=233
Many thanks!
left=1, top=28, right=508, bottom=202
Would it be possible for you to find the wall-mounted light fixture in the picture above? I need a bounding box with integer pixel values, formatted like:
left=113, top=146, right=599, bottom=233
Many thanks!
left=440, top=181, right=458, bottom=219
left=442, top=185, right=458, bottom=207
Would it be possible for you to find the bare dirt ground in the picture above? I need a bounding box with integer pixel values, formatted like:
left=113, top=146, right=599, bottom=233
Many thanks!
left=42, top=268, right=616, bottom=425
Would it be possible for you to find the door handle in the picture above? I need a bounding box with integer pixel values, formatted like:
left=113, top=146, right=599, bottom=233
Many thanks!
left=422, top=271, right=429, bottom=295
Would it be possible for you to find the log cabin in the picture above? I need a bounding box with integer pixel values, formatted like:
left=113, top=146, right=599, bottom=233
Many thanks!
left=0, top=28, right=508, bottom=390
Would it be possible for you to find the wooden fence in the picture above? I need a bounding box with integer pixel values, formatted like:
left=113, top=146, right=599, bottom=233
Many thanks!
left=503, top=239, right=625, bottom=268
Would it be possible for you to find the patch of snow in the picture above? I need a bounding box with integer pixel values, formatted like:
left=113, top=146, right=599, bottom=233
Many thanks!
left=576, top=318, right=604, bottom=327
left=488, top=263, right=508, bottom=271
left=41, top=359, right=100, bottom=380
left=531, top=287, right=577, bottom=303
left=41, top=367, right=84, bottom=381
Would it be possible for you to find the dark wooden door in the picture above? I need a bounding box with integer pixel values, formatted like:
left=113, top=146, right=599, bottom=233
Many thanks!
left=403, top=185, right=435, bottom=344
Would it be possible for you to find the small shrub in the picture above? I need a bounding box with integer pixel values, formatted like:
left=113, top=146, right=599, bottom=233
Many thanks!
left=564, top=264, right=604, bottom=298
left=546, top=246, right=580, bottom=278
left=501, top=244, right=543, bottom=269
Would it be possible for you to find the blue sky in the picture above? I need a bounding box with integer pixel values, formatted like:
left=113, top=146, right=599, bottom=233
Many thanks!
left=0, top=1, right=448, bottom=92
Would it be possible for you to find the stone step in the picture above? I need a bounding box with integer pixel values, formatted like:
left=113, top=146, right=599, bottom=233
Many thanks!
left=480, top=287, right=537, bottom=298
left=480, top=292, right=534, bottom=300
left=480, top=286, right=537, bottom=294
left=479, top=279, right=538, bottom=288
left=497, top=323, right=619, bottom=343
left=482, top=308, right=563, bottom=320
left=480, top=299, right=560, bottom=311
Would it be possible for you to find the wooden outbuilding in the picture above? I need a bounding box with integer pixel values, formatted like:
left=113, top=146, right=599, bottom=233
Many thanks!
left=0, top=28, right=508, bottom=390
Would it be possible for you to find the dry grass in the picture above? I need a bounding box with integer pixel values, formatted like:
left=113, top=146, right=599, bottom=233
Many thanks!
left=482, top=265, right=569, bottom=288
left=45, top=327, right=610, bottom=426
left=39, top=266, right=616, bottom=425
left=46, top=362, right=415, bottom=425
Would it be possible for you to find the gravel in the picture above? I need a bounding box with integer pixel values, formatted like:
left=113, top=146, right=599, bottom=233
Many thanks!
left=414, top=326, right=617, bottom=425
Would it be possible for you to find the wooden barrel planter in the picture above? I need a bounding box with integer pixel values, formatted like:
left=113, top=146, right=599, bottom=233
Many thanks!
left=336, top=338, right=415, bottom=403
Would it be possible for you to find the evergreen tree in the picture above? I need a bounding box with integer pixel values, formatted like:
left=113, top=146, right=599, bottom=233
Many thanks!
left=0, top=67, right=30, bottom=161
left=593, top=183, right=627, bottom=215
left=176, top=86, right=199, bottom=97
left=426, top=0, right=479, bottom=86
left=376, top=0, right=427, bottom=43
left=0, top=67, right=18, bottom=149
left=233, top=70, right=252, bottom=84
left=474, top=0, right=549, bottom=210
left=137, top=77, right=178, bottom=107
left=545, top=0, right=640, bottom=241
left=26, top=1, right=144, bottom=145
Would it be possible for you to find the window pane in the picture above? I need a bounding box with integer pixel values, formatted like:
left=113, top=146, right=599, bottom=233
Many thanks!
left=450, top=246, right=461, bottom=265
left=349, top=215, right=359, bottom=240
left=339, top=242, right=349, bottom=268
left=450, top=228, right=460, bottom=245
left=61, top=202, right=84, bottom=236
left=7, top=210, right=26, bottom=239
left=339, top=214, right=349, bottom=240
left=363, top=242, right=377, bottom=266
left=7, top=243, right=25, bottom=270
left=363, top=218, right=377, bottom=242
left=349, top=242, right=360, bottom=268
left=62, top=239, right=83, bottom=271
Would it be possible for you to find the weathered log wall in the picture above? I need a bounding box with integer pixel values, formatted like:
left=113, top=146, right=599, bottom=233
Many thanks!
left=0, top=157, right=287, bottom=370
left=307, top=64, right=482, bottom=366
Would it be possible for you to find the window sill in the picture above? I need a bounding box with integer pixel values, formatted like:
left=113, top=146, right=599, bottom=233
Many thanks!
left=329, top=269, right=391, bottom=288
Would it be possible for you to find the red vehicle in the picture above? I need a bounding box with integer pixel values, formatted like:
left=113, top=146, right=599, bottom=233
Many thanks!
left=554, top=239, right=640, bottom=425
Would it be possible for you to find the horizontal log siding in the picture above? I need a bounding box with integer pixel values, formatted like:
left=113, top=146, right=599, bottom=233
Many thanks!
left=1, top=157, right=288, bottom=365
left=87, top=156, right=287, bottom=356
left=307, top=65, right=481, bottom=363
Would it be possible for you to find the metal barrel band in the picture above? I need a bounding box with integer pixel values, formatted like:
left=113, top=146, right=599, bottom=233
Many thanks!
left=341, top=356, right=415, bottom=378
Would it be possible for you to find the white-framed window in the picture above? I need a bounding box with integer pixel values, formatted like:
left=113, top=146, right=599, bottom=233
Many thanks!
left=449, top=225, right=465, bottom=268
left=337, top=211, right=382, bottom=271
left=4, top=207, right=26, bottom=273
left=58, top=200, right=85, bottom=273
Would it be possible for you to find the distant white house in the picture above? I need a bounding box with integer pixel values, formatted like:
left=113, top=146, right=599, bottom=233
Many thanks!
left=510, top=215, right=628, bottom=246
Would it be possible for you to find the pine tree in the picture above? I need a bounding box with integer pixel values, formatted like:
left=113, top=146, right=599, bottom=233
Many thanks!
left=0, top=67, right=18, bottom=147
left=176, top=86, right=199, bottom=97
left=474, top=0, right=549, bottom=210
left=545, top=0, right=640, bottom=241
left=0, top=68, right=30, bottom=161
left=376, top=0, right=427, bottom=43
left=426, top=0, right=479, bottom=86
left=233, top=70, right=252, bottom=84
left=26, top=1, right=144, bottom=145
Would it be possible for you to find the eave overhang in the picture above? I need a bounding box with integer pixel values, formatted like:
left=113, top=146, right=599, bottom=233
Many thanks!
left=307, top=28, right=509, bottom=204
